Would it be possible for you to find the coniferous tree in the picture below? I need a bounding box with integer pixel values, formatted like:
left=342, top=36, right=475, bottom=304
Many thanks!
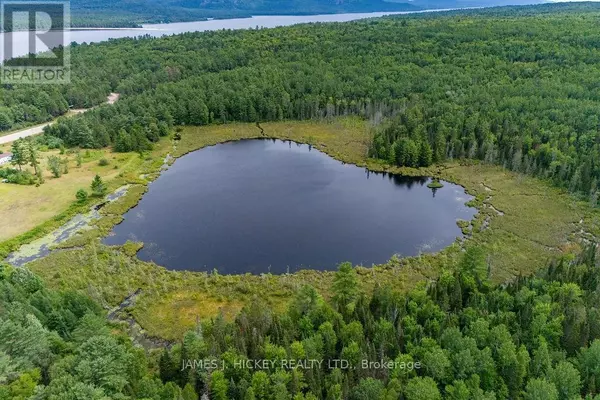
left=10, top=139, right=28, bottom=171
left=419, top=141, right=433, bottom=167
left=25, top=139, right=39, bottom=177
left=90, top=174, right=107, bottom=196
left=332, top=262, right=358, bottom=319
left=76, top=188, right=88, bottom=203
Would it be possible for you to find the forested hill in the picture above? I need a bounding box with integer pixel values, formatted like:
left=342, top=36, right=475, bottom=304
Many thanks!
left=67, top=0, right=542, bottom=27
left=68, top=0, right=420, bottom=27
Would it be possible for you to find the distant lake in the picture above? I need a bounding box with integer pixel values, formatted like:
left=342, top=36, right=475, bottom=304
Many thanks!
left=1, top=10, right=454, bottom=60
left=103, top=139, right=476, bottom=274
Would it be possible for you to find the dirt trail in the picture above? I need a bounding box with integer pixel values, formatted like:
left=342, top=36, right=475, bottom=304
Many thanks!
left=0, top=93, right=120, bottom=145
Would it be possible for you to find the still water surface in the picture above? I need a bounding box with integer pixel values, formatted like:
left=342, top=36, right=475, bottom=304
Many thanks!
left=103, top=139, right=476, bottom=274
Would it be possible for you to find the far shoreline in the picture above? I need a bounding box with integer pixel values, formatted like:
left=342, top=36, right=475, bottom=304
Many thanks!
left=2, top=7, right=471, bottom=34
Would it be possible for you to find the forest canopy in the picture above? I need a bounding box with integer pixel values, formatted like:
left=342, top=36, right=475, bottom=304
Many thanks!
left=5, top=3, right=595, bottom=202
left=4, top=246, right=600, bottom=399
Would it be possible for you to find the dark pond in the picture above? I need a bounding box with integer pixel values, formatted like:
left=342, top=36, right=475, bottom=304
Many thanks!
left=103, top=139, right=476, bottom=274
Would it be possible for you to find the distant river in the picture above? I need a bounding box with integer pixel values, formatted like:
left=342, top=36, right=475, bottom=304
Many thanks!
left=1, top=9, right=455, bottom=60
left=103, top=139, right=476, bottom=274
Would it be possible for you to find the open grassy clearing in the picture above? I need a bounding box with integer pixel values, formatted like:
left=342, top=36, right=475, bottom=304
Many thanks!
left=5, top=117, right=599, bottom=340
left=0, top=138, right=171, bottom=253
left=0, top=146, right=119, bottom=241
left=443, top=164, right=593, bottom=282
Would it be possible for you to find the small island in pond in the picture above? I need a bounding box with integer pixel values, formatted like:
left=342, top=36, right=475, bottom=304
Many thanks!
left=427, top=179, right=444, bottom=189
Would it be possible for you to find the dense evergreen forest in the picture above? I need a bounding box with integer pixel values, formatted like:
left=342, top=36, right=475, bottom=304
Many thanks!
left=0, top=3, right=588, bottom=202
left=4, top=245, right=600, bottom=399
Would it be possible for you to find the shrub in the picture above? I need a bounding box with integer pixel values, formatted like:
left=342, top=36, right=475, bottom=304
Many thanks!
left=427, top=179, right=444, bottom=189
left=98, top=158, right=110, bottom=166
left=0, top=168, right=36, bottom=185
left=47, top=155, right=62, bottom=178
left=76, top=189, right=88, bottom=203
left=37, top=135, right=64, bottom=149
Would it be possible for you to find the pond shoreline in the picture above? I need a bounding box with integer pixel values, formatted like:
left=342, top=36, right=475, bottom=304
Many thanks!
left=102, top=137, right=477, bottom=273
left=15, top=119, right=596, bottom=340
left=3, top=120, right=484, bottom=274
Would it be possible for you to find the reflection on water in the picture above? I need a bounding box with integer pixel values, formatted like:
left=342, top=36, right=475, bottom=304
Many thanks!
left=103, top=139, right=476, bottom=274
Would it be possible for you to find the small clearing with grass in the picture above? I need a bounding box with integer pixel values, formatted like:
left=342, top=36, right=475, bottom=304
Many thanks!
left=0, top=138, right=171, bottom=246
